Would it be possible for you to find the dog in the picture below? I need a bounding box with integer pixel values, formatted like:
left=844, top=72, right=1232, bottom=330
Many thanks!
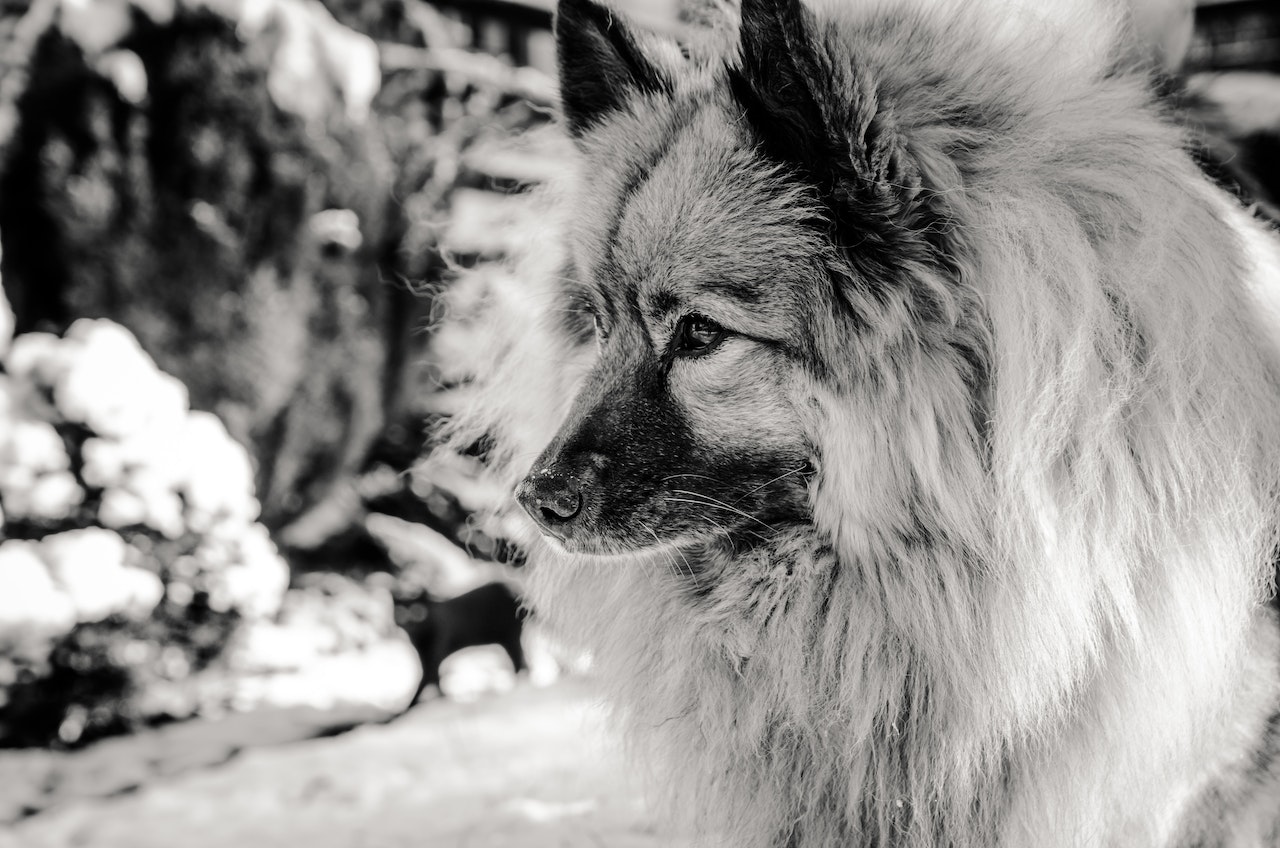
left=397, top=581, right=526, bottom=700
left=437, top=0, right=1280, bottom=844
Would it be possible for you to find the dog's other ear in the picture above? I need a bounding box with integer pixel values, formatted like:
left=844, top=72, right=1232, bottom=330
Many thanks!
left=730, top=0, right=914, bottom=207
left=730, top=0, right=832, bottom=182
left=555, top=0, right=671, bottom=138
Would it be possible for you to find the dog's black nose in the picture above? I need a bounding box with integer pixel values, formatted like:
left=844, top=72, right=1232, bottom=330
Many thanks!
left=517, top=468, right=586, bottom=533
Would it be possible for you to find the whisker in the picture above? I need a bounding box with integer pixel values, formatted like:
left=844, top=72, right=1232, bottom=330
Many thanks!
left=661, top=472, right=720, bottom=484
left=658, top=498, right=734, bottom=538
left=645, top=527, right=700, bottom=592
left=633, top=543, right=661, bottom=590
left=668, top=491, right=779, bottom=533
left=671, top=543, right=700, bottom=592
left=662, top=502, right=775, bottom=543
left=735, top=464, right=812, bottom=502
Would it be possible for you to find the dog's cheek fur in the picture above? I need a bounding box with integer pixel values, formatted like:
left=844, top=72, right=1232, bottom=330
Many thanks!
left=671, top=340, right=805, bottom=460
left=667, top=341, right=813, bottom=540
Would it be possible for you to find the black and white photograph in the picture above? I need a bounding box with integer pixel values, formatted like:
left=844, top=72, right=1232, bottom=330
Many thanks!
left=1, top=0, right=1279, bottom=845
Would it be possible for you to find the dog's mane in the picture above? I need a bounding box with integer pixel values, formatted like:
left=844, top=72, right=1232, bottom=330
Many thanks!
left=434, top=2, right=1280, bottom=845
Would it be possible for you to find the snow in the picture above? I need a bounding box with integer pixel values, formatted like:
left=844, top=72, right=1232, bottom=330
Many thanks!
left=58, top=0, right=134, bottom=56
left=97, top=49, right=149, bottom=105
left=97, top=486, right=150, bottom=529
left=198, top=522, right=289, bottom=619
left=177, top=411, right=259, bottom=528
left=228, top=0, right=381, bottom=124
left=227, top=636, right=421, bottom=713
left=1, top=419, right=70, bottom=475
left=0, top=419, right=82, bottom=523
left=15, top=471, right=85, bottom=523
left=0, top=316, right=293, bottom=661
left=309, top=209, right=362, bottom=253
left=0, top=680, right=690, bottom=847
left=41, top=528, right=164, bottom=623
left=4, top=320, right=270, bottom=547
left=55, top=318, right=189, bottom=440
left=0, top=528, right=164, bottom=651
left=4, top=331, right=64, bottom=388
left=0, top=541, right=76, bottom=646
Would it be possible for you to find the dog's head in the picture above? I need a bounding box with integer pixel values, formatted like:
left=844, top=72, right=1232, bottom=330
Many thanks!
left=516, top=0, right=987, bottom=557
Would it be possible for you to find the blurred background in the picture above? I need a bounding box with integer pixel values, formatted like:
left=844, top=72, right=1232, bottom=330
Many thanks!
left=0, top=0, right=1276, bottom=845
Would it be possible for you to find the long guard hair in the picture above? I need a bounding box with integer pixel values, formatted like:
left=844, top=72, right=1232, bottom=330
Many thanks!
left=435, top=0, right=1280, bottom=844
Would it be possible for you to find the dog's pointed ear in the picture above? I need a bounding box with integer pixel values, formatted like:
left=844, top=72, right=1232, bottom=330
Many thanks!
left=555, top=0, right=671, bottom=138
left=730, top=0, right=915, bottom=205
left=730, top=0, right=833, bottom=182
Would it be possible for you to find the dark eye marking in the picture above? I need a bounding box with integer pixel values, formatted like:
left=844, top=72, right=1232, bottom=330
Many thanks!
left=673, top=314, right=728, bottom=357
left=577, top=293, right=611, bottom=342
left=561, top=287, right=599, bottom=346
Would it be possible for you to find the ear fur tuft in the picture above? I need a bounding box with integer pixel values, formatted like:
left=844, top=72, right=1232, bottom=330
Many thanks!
left=555, top=0, right=671, bottom=138
left=729, top=0, right=832, bottom=184
left=729, top=0, right=918, bottom=235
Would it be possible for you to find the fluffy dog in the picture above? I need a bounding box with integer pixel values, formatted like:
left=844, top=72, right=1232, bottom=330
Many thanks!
left=439, top=0, right=1280, bottom=844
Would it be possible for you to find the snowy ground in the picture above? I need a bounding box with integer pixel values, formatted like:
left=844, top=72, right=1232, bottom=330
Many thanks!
left=0, top=678, right=691, bottom=848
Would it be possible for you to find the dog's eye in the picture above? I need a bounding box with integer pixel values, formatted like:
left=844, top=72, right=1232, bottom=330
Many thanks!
left=674, top=314, right=726, bottom=356
left=592, top=310, right=609, bottom=341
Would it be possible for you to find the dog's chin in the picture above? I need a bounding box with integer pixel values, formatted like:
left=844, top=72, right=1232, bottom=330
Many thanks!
left=532, top=526, right=688, bottom=559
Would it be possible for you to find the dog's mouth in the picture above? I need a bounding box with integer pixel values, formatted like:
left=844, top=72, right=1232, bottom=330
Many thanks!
left=532, top=529, right=667, bottom=558
left=515, top=479, right=701, bottom=556
left=516, top=472, right=812, bottom=559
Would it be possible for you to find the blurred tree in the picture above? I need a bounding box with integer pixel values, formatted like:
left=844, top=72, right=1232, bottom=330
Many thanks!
left=0, top=0, right=559, bottom=555
left=0, top=0, right=561, bottom=746
left=1, top=6, right=394, bottom=533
